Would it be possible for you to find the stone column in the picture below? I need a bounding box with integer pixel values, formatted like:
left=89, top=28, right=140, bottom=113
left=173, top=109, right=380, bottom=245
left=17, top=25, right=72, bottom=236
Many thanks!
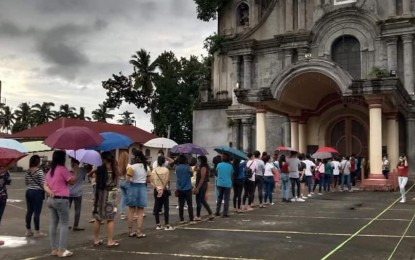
left=298, top=120, right=307, bottom=154
left=290, top=118, right=299, bottom=151
left=297, top=48, right=307, bottom=61
left=407, top=112, right=415, bottom=182
left=285, top=49, right=293, bottom=67
left=283, top=120, right=291, bottom=147
left=388, top=0, right=396, bottom=17
left=256, top=108, right=267, bottom=153
left=231, top=56, right=241, bottom=105
left=285, top=0, right=294, bottom=32
left=242, top=118, right=252, bottom=152
left=243, top=55, right=253, bottom=90
left=297, top=0, right=306, bottom=30
left=403, top=0, right=411, bottom=16
left=386, top=113, right=399, bottom=170
left=402, top=34, right=414, bottom=94
left=367, top=97, right=383, bottom=175
left=386, top=37, right=398, bottom=73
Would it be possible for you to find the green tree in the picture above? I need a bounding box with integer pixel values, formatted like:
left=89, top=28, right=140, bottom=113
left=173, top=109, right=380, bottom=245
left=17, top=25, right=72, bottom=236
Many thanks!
left=92, top=104, right=114, bottom=122
left=129, top=49, right=157, bottom=96
left=58, top=104, right=76, bottom=118
left=31, top=102, right=55, bottom=125
left=0, top=105, right=15, bottom=132
left=13, top=102, right=32, bottom=131
left=117, top=111, right=135, bottom=125
left=77, top=107, right=91, bottom=121
left=194, top=0, right=230, bottom=21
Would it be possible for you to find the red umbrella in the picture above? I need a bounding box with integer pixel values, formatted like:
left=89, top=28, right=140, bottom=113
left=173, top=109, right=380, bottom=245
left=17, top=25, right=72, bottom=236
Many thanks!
left=316, top=147, right=339, bottom=154
left=275, top=146, right=297, bottom=152
left=44, top=126, right=103, bottom=150
left=0, top=147, right=27, bottom=167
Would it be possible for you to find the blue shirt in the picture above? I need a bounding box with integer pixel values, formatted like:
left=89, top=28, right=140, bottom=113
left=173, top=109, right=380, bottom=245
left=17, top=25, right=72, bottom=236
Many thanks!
left=216, top=162, right=234, bottom=188
left=237, top=161, right=247, bottom=180
left=70, top=167, right=87, bottom=197
left=176, top=164, right=192, bottom=191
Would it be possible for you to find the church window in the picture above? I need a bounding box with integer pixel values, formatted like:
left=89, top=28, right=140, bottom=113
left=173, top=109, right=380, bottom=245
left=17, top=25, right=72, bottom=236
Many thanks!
left=237, top=3, right=250, bottom=27
left=331, top=35, right=361, bottom=79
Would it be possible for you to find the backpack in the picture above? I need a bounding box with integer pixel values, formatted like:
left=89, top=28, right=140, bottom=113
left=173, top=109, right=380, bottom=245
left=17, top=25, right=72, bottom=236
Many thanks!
left=244, top=161, right=254, bottom=179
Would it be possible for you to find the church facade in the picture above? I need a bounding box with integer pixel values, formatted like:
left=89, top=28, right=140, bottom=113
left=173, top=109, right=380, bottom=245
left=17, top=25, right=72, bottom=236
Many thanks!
left=193, top=0, right=415, bottom=188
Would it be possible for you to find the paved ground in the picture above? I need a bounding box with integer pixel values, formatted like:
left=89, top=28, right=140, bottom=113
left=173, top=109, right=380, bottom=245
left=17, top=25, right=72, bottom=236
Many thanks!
left=1, top=172, right=415, bottom=260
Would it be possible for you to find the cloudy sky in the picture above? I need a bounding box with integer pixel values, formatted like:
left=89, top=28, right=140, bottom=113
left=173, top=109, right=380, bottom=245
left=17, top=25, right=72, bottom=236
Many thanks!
left=0, top=0, right=216, bottom=132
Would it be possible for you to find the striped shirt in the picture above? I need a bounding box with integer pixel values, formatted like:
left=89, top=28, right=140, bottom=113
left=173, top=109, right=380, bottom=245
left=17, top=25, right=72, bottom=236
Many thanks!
left=25, top=168, right=45, bottom=191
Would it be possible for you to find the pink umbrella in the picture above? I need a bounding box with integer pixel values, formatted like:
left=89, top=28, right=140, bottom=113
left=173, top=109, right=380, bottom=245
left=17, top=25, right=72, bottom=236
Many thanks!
left=315, top=147, right=339, bottom=154
left=44, top=126, right=103, bottom=150
left=0, top=147, right=27, bottom=167
left=275, top=146, right=297, bottom=153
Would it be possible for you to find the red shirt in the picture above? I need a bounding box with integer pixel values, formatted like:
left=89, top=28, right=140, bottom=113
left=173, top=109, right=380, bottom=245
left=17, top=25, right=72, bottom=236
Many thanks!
left=397, top=166, right=408, bottom=177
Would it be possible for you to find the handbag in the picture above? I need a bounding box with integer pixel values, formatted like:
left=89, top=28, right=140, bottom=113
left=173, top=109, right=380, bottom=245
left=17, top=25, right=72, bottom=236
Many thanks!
left=174, top=189, right=180, bottom=197
left=154, top=169, right=171, bottom=197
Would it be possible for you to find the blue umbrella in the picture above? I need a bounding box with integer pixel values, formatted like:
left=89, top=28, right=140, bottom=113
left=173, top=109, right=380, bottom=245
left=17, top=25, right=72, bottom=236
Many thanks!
left=0, top=138, right=29, bottom=153
left=89, top=132, right=133, bottom=151
left=171, top=143, right=208, bottom=155
left=214, top=145, right=248, bottom=160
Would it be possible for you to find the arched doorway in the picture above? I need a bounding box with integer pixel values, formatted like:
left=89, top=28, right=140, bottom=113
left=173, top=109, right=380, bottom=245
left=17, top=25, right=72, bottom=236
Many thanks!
left=329, top=117, right=368, bottom=157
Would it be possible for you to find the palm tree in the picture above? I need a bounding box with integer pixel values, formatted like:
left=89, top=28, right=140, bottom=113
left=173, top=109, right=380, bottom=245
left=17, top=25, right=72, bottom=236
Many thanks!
left=129, top=49, right=157, bottom=96
left=59, top=104, right=76, bottom=118
left=31, top=102, right=55, bottom=125
left=0, top=105, right=15, bottom=132
left=117, top=111, right=135, bottom=125
left=77, top=107, right=91, bottom=121
left=14, top=102, right=33, bottom=129
left=92, top=104, right=114, bottom=122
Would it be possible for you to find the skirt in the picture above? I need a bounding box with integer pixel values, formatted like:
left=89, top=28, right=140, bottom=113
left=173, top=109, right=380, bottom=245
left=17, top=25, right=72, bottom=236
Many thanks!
left=126, top=183, right=147, bottom=208
left=93, top=188, right=117, bottom=221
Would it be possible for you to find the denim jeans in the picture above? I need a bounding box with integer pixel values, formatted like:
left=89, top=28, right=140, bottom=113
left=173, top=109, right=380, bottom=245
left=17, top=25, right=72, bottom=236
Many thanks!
left=69, top=196, right=82, bottom=227
left=305, top=176, right=313, bottom=194
left=323, top=174, right=332, bottom=192
left=263, top=176, right=275, bottom=203
left=341, top=174, right=351, bottom=191
left=398, top=176, right=408, bottom=201
left=216, top=186, right=231, bottom=216
left=233, top=179, right=244, bottom=209
left=280, top=173, right=290, bottom=200
left=290, top=178, right=300, bottom=198
left=254, top=175, right=264, bottom=204
left=47, top=198, right=70, bottom=251
left=153, top=188, right=170, bottom=225
left=196, top=183, right=212, bottom=217
left=178, top=189, right=194, bottom=221
left=119, top=179, right=128, bottom=215
left=25, top=189, right=44, bottom=230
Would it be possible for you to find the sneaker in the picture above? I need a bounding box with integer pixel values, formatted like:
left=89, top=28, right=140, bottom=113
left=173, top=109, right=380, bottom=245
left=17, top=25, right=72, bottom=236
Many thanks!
left=89, top=219, right=95, bottom=223
left=301, top=196, right=307, bottom=200
left=291, top=198, right=297, bottom=202
left=25, top=230, right=34, bottom=237
left=399, top=199, right=406, bottom=203
left=34, top=231, right=47, bottom=238
left=120, top=214, right=126, bottom=220
left=270, top=202, right=275, bottom=205
left=164, top=225, right=175, bottom=231
left=307, top=194, right=312, bottom=197
left=348, top=190, right=353, bottom=193
left=143, top=213, right=146, bottom=217
left=178, top=220, right=186, bottom=224
left=193, top=217, right=202, bottom=221
left=156, top=225, right=163, bottom=230
left=297, top=198, right=305, bottom=202
left=318, top=193, right=323, bottom=195
left=189, top=221, right=197, bottom=225
left=184, top=206, right=188, bottom=210
left=176, top=205, right=179, bottom=209
left=310, top=192, right=314, bottom=195
left=340, top=190, right=344, bottom=192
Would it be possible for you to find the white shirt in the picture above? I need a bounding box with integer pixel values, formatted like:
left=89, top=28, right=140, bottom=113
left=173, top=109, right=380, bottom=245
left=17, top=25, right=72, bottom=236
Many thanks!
left=264, top=162, right=275, bottom=177
left=246, top=159, right=257, bottom=181
left=340, top=160, right=351, bottom=175
left=127, top=163, right=148, bottom=183
left=303, top=159, right=316, bottom=176
left=255, top=159, right=265, bottom=176
left=332, top=161, right=341, bottom=175
left=152, top=160, right=169, bottom=169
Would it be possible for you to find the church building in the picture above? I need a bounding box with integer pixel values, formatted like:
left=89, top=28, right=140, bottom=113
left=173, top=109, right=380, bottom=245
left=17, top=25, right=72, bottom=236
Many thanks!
left=193, top=0, right=415, bottom=189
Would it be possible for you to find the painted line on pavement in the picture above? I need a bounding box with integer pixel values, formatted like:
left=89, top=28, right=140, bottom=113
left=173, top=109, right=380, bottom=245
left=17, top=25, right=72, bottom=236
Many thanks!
left=387, top=210, right=415, bottom=260
left=7, top=202, right=26, bottom=211
left=239, top=214, right=412, bottom=222
left=179, top=226, right=415, bottom=238
left=82, top=248, right=264, bottom=260
left=321, top=183, right=415, bottom=260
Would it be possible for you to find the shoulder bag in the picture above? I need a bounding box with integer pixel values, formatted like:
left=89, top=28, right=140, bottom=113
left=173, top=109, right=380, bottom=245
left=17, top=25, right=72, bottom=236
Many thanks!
left=154, top=169, right=171, bottom=196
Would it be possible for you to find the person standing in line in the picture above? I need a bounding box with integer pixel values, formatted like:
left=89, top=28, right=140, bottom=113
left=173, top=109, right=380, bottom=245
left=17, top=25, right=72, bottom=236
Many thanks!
left=350, top=154, right=357, bottom=186
left=194, top=156, right=214, bottom=221
left=25, top=155, right=47, bottom=238
left=176, top=155, right=195, bottom=224
left=125, top=151, right=148, bottom=238
left=242, top=152, right=257, bottom=211
left=302, top=154, right=315, bottom=197
left=68, top=158, right=86, bottom=231
left=287, top=151, right=304, bottom=202
left=215, top=153, right=234, bottom=217
left=331, top=158, right=341, bottom=190
left=43, top=151, right=76, bottom=257
left=253, top=151, right=266, bottom=208
left=382, top=155, right=390, bottom=180
left=340, top=157, right=352, bottom=192
left=118, top=150, right=130, bottom=221
left=397, top=156, right=409, bottom=203
left=233, top=159, right=245, bottom=213
left=279, top=155, right=290, bottom=202
left=313, top=159, right=324, bottom=195
left=272, top=154, right=280, bottom=193
left=93, top=152, right=119, bottom=247
left=152, top=150, right=174, bottom=170
left=150, top=156, right=174, bottom=230
left=263, top=155, right=278, bottom=205
left=323, top=159, right=333, bottom=192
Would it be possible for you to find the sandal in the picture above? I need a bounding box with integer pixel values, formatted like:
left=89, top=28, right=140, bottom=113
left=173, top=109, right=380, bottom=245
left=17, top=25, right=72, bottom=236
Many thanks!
left=58, top=250, right=73, bottom=258
left=128, top=232, right=137, bottom=237
left=93, top=239, right=103, bottom=247
left=136, top=233, right=146, bottom=238
left=107, top=242, right=119, bottom=248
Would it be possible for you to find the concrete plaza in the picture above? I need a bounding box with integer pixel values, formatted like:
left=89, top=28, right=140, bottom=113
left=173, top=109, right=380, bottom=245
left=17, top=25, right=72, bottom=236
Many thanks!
left=1, top=172, right=414, bottom=260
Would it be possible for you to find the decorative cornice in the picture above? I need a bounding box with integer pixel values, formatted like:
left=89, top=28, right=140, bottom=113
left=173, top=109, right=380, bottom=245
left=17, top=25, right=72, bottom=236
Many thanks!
left=193, top=99, right=232, bottom=110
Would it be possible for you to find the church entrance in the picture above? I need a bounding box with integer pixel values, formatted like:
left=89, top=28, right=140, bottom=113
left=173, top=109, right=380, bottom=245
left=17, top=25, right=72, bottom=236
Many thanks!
left=329, top=117, right=368, bottom=157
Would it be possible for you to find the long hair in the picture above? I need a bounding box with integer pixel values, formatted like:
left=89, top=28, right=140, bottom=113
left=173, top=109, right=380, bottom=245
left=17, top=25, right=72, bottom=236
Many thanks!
left=101, top=151, right=117, bottom=182
left=278, top=154, right=286, bottom=166
left=133, top=150, right=148, bottom=171
left=117, top=150, right=129, bottom=177
left=198, top=155, right=210, bottom=172
left=50, top=150, right=66, bottom=177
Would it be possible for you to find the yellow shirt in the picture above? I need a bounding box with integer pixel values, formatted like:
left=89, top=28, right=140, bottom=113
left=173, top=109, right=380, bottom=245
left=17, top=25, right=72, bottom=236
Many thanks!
left=150, top=166, right=169, bottom=189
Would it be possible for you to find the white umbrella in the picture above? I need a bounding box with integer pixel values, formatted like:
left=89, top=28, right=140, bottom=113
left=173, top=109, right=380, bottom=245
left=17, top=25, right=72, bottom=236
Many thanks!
left=66, top=149, right=102, bottom=167
left=143, top=137, right=178, bottom=149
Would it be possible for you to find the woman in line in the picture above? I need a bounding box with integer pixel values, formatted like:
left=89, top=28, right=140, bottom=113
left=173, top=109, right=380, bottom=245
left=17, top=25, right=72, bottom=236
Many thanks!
left=69, top=158, right=86, bottom=231
left=242, top=152, right=256, bottom=211
left=193, top=156, right=214, bottom=221
left=313, top=159, right=324, bottom=195
left=323, top=159, right=333, bottom=192
left=279, top=155, right=290, bottom=202
left=233, top=158, right=245, bottom=213
left=263, top=155, right=278, bottom=205
left=25, top=155, right=47, bottom=238
left=44, top=150, right=75, bottom=257
left=176, top=155, right=195, bottom=224
left=118, top=150, right=130, bottom=220
left=150, top=156, right=174, bottom=230
left=215, top=153, right=234, bottom=217
left=126, top=151, right=148, bottom=238
left=397, top=156, right=409, bottom=203
left=93, top=152, right=119, bottom=247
